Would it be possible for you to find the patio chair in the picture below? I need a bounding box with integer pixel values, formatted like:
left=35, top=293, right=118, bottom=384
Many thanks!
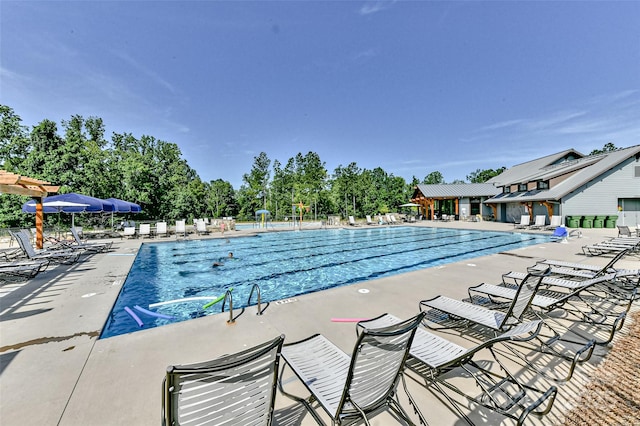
left=0, top=259, right=50, bottom=281
left=139, top=223, right=151, bottom=238
left=162, top=334, right=284, bottom=426
left=195, top=220, right=210, bottom=235
left=514, top=215, right=530, bottom=229
left=155, top=222, right=168, bottom=237
left=70, top=227, right=112, bottom=252
left=278, top=313, right=426, bottom=426
left=365, top=215, right=378, bottom=225
left=357, top=314, right=557, bottom=425
left=544, top=215, right=563, bottom=230
left=420, top=269, right=549, bottom=333
left=348, top=216, right=360, bottom=227
left=175, top=220, right=186, bottom=238
left=122, top=227, right=136, bottom=239
left=471, top=272, right=628, bottom=346
left=10, top=231, right=80, bottom=264
left=617, top=225, right=632, bottom=237
left=529, top=215, right=546, bottom=230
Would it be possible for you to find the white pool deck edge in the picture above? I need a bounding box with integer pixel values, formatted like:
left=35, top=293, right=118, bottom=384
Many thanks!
left=0, top=221, right=637, bottom=425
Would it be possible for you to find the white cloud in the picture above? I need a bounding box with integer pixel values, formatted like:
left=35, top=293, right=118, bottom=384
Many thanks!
left=359, top=1, right=396, bottom=16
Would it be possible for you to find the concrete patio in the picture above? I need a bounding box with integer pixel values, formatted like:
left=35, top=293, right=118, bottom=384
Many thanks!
left=0, top=220, right=637, bottom=425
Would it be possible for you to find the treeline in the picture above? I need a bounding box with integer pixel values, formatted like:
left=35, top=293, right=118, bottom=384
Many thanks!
left=0, top=105, right=503, bottom=228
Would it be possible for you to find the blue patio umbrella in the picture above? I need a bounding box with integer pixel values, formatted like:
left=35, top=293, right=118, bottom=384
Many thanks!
left=23, top=193, right=115, bottom=227
left=105, top=198, right=142, bottom=228
left=105, top=198, right=142, bottom=213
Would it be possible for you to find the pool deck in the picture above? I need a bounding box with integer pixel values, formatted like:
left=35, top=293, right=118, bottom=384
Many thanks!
left=1, top=220, right=638, bottom=425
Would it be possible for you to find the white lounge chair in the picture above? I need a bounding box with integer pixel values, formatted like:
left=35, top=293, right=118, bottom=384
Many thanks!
left=279, top=313, right=426, bottom=425
left=545, top=215, right=563, bottom=230
left=357, top=314, right=558, bottom=424
left=175, top=220, right=186, bottom=238
left=514, top=215, right=530, bottom=229
left=155, top=222, right=168, bottom=237
left=529, top=215, right=547, bottom=229
left=420, top=270, right=549, bottom=332
left=139, top=224, right=151, bottom=238
left=195, top=220, right=210, bottom=235
left=163, top=335, right=284, bottom=426
left=122, top=227, right=136, bottom=239
left=348, top=216, right=360, bottom=226
left=365, top=215, right=378, bottom=225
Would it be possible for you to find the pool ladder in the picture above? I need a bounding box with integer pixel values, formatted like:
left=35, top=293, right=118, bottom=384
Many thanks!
left=220, top=283, right=269, bottom=324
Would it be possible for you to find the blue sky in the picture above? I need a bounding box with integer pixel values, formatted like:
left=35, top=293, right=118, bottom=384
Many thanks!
left=2, top=1, right=639, bottom=188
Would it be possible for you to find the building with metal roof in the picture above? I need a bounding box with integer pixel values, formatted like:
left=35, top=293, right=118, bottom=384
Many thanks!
left=409, top=145, right=640, bottom=227
left=484, top=144, right=640, bottom=227
left=411, top=183, right=500, bottom=221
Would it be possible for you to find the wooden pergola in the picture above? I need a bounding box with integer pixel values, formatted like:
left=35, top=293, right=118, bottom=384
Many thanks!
left=0, top=170, right=59, bottom=249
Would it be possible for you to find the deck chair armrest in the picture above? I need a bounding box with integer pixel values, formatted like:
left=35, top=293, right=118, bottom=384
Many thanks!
left=517, top=386, right=558, bottom=425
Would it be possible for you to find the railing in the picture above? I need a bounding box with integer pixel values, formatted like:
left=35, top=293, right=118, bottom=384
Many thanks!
left=220, top=289, right=242, bottom=324
left=247, top=283, right=269, bottom=315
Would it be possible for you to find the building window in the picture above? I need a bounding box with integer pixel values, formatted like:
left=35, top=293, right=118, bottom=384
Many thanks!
left=537, top=181, right=549, bottom=190
left=518, top=183, right=527, bottom=192
left=503, top=186, right=511, bottom=194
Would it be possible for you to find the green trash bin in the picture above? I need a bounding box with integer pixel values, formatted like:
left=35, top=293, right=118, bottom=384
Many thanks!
left=581, top=215, right=595, bottom=228
left=566, top=216, right=580, bottom=228
left=604, top=216, right=618, bottom=228
left=593, top=215, right=606, bottom=228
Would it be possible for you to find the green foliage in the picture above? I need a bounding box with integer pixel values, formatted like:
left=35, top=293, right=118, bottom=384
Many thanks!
left=422, top=171, right=444, bottom=184
left=466, top=167, right=506, bottom=183
left=589, top=142, right=619, bottom=155
left=1, top=104, right=526, bottom=228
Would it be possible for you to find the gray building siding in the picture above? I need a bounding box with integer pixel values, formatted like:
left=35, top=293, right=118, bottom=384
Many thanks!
left=562, top=156, right=640, bottom=219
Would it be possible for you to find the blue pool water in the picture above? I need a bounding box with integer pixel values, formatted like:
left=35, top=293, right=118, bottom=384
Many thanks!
left=100, top=227, right=550, bottom=338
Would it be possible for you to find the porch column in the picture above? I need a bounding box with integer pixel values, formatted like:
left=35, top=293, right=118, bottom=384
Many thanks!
left=35, top=197, right=43, bottom=249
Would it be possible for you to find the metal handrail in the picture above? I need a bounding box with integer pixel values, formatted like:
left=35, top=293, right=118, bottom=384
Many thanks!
left=247, top=283, right=269, bottom=315
left=220, top=289, right=237, bottom=324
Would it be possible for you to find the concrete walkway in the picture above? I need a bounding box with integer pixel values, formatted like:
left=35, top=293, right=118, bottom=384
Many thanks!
left=0, top=221, right=637, bottom=425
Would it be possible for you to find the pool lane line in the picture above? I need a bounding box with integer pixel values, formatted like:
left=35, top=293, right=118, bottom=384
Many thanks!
left=171, top=228, right=474, bottom=265
left=168, top=226, right=428, bottom=257
left=180, top=235, right=541, bottom=294
left=175, top=230, right=489, bottom=274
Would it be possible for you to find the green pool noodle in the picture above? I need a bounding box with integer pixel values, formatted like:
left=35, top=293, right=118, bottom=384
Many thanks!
left=202, top=288, right=233, bottom=310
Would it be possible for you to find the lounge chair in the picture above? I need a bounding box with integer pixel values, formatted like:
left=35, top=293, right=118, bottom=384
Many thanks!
left=582, top=240, right=638, bottom=256
left=390, top=214, right=400, bottom=224
left=195, top=220, right=210, bottom=235
left=357, top=314, right=558, bottom=425
left=529, top=215, right=546, bottom=230
left=122, top=227, right=136, bottom=239
left=0, top=259, right=50, bottom=281
left=175, top=220, right=186, bottom=238
left=347, top=216, right=360, bottom=226
left=162, top=335, right=284, bottom=426
left=617, top=225, right=632, bottom=237
left=420, top=269, right=549, bottom=332
left=139, top=223, right=151, bottom=238
left=10, top=231, right=80, bottom=264
left=278, top=313, right=426, bottom=425
left=544, top=215, right=563, bottom=230
left=471, top=272, right=627, bottom=346
left=365, top=215, right=378, bottom=225
left=70, top=227, right=112, bottom=252
left=155, top=222, right=168, bottom=237
left=514, top=215, right=530, bottom=229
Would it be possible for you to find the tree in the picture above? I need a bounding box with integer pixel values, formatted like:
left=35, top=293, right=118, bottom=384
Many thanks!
left=238, top=152, right=271, bottom=219
left=590, top=142, right=619, bottom=155
left=422, top=171, right=444, bottom=184
left=466, top=167, right=506, bottom=183
left=206, top=179, right=236, bottom=218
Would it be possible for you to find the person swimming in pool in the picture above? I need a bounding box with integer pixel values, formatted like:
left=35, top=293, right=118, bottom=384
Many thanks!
left=212, top=252, right=234, bottom=267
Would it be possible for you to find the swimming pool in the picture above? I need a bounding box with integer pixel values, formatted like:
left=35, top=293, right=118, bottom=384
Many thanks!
left=100, top=227, right=550, bottom=338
